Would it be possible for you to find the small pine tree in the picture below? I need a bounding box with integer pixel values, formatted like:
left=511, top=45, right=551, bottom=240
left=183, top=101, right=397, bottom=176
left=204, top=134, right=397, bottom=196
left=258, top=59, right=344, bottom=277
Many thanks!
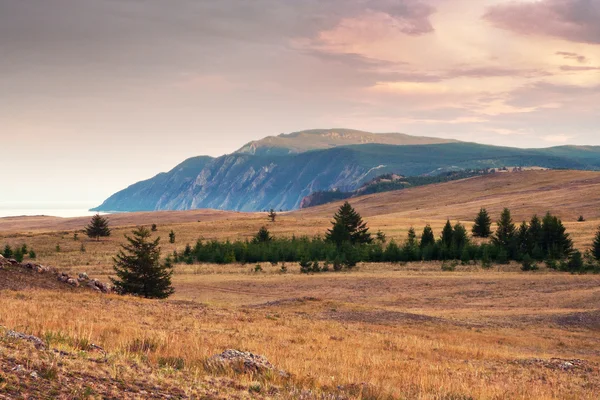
left=441, top=220, right=454, bottom=247
left=73, top=233, right=79, bottom=241
left=28, top=249, right=36, bottom=259
left=566, top=250, right=584, bottom=272
left=268, top=209, right=277, bottom=223
left=420, top=225, right=435, bottom=249
left=540, top=212, right=573, bottom=260
left=472, top=208, right=492, bottom=238
left=406, top=227, right=417, bottom=247
left=2, top=244, right=13, bottom=259
left=151, top=224, right=158, bottom=232
left=86, top=214, right=111, bottom=241
left=111, top=227, right=174, bottom=299
left=452, top=223, right=469, bottom=251
left=516, top=221, right=529, bottom=258
left=13, top=248, right=24, bottom=263
left=492, top=208, right=516, bottom=256
left=326, top=202, right=372, bottom=246
left=253, top=226, right=273, bottom=244
left=169, top=230, right=176, bottom=244
left=376, top=230, right=387, bottom=244
left=55, top=244, right=61, bottom=253
left=593, top=226, right=600, bottom=262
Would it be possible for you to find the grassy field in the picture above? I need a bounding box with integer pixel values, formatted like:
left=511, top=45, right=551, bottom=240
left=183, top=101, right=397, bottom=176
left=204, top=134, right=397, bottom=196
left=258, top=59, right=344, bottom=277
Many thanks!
left=1, top=170, right=600, bottom=399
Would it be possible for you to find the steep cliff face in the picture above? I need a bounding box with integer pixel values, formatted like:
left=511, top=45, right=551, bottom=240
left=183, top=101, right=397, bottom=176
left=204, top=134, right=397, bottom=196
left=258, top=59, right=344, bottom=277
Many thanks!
left=92, top=142, right=600, bottom=213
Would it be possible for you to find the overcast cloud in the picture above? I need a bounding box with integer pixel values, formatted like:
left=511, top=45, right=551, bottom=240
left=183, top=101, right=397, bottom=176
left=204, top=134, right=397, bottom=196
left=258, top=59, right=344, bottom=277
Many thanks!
left=1, top=0, right=599, bottom=203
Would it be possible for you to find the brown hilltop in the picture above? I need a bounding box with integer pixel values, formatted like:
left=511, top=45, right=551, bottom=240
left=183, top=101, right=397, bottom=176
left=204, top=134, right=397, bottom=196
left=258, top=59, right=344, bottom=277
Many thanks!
left=298, top=169, right=600, bottom=222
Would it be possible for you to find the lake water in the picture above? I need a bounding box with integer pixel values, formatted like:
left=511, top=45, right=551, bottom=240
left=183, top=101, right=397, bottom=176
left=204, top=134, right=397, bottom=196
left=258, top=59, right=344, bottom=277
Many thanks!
left=0, top=203, right=102, bottom=218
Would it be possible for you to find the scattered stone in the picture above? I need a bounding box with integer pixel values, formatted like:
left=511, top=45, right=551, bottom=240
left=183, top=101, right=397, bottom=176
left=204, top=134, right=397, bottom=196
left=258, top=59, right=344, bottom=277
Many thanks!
left=513, top=358, right=594, bottom=372
left=30, top=371, right=39, bottom=379
left=11, top=365, right=25, bottom=373
left=66, top=278, right=79, bottom=287
left=207, top=349, right=288, bottom=377
left=6, top=330, right=46, bottom=350
left=3, top=258, right=109, bottom=293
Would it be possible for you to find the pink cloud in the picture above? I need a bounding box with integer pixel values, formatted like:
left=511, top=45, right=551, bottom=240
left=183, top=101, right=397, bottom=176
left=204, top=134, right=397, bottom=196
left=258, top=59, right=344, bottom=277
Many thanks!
left=483, top=0, right=600, bottom=44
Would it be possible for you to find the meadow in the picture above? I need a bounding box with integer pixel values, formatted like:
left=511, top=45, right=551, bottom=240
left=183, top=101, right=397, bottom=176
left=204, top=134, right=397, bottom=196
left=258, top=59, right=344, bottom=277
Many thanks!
left=1, top=170, right=600, bottom=399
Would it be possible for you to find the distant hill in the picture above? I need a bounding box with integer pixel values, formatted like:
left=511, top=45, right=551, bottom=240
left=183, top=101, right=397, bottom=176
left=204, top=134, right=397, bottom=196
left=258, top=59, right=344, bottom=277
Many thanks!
left=235, top=128, right=458, bottom=156
left=298, top=169, right=600, bottom=223
left=92, top=136, right=600, bottom=213
left=299, top=170, right=490, bottom=209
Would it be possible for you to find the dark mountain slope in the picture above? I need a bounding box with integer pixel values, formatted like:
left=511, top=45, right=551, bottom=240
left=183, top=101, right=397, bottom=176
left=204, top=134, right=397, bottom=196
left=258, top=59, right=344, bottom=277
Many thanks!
left=93, top=143, right=600, bottom=212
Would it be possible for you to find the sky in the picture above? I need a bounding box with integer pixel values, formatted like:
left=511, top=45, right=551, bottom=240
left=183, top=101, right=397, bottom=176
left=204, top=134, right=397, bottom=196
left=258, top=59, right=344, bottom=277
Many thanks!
left=1, top=0, right=599, bottom=205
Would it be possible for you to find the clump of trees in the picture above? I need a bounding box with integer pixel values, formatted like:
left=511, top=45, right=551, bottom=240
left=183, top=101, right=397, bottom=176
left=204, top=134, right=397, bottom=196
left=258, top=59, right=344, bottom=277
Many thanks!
left=167, top=204, right=599, bottom=274
left=111, top=226, right=174, bottom=299
left=2, top=243, right=36, bottom=262
left=86, top=214, right=111, bottom=241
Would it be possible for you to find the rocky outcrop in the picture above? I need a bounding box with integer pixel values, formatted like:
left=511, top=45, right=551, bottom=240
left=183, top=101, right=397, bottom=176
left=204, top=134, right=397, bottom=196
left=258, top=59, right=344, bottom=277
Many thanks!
left=206, top=349, right=289, bottom=377
left=0, top=256, right=111, bottom=294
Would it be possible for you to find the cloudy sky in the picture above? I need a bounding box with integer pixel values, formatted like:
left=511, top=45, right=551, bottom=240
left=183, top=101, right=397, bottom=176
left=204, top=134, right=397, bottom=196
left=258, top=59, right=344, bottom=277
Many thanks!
left=1, top=0, right=599, bottom=205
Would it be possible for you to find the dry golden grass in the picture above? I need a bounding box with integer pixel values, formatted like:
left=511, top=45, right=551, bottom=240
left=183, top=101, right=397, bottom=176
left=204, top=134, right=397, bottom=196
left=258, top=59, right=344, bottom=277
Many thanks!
left=1, top=267, right=600, bottom=399
left=2, top=170, right=600, bottom=399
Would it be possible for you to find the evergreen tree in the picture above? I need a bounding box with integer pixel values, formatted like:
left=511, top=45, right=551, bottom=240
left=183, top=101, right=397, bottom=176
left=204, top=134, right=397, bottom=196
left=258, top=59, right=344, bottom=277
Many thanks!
left=325, top=202, right=372, bottom=246
left=540, top=212, right=573, bottom=260
left=472, top=208, right=492, bottom=238
left=406, top=227, right=417, bottom=247
left=441, top=220, right=454, bottom=247
left=2, top=244, right=13, bottom=259
left=111, top=227, right=174, bottom=299
left=403, top=228, right=419, bottom=261
left=566, top=250, right=584, bottom=272
left=593, top=226, right=600, bottom=262
left=420, top=225, right=435, bottom=249
left=516, top=221, right=530, bottom=258
left=169, top=230, right=176, bottom=244
left=527, top=215, right=542, bottom=254
left=86, top=214, right=111, bottom=241
left=268, top=209, right=277, bottom=223
left=452, top=223, right=469, bottom=251
left=13, top=248, right=24, bottom=263
left=492, top=208, right=516, bottom=256
left=253, top=226, right=273, bottom=244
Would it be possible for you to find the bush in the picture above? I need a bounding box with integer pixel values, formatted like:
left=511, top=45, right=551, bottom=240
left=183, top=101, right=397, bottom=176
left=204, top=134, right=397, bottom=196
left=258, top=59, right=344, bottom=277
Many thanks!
left=521, top=254, right=538, bottom=271
left=441, top=261, right=457, bottom=271
left=566, top=251, right=584, bottom=273
left=299, top=259, right=312, bottom=274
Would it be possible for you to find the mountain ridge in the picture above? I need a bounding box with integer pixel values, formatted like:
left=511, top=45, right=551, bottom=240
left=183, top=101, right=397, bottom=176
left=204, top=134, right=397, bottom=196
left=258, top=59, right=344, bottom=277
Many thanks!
left=92, top=132, right=600, bottom=213
left=235, top=128, right=459, bottom=156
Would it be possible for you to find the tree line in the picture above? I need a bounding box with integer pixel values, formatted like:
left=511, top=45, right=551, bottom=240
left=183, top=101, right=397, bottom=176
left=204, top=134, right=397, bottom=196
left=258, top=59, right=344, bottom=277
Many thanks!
left=77, top=204, right=600, bottom=300
left=171, top=203, right=600, bottom=273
